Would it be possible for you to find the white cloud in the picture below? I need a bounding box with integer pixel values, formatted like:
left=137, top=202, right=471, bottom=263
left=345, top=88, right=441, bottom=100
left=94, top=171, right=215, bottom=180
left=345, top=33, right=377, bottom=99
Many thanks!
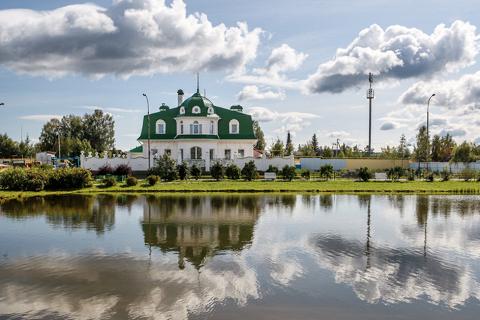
left=380, top=121, right=398, bottom=131
left=237, top=85, right=285, bottom=101
left=0, top=0, right=262, bottom=78
left=327, top=130, right=351, bottom=139
left=305, top=20, right=478, bottom=93
left=82, top=106, right=142, bottom=113
left=19, top=114, right=62, bottom=121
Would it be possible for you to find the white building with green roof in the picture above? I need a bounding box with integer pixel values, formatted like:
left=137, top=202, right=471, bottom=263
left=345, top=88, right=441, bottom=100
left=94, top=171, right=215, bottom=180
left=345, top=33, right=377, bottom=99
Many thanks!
left=130, top=87, right=257, bottom=170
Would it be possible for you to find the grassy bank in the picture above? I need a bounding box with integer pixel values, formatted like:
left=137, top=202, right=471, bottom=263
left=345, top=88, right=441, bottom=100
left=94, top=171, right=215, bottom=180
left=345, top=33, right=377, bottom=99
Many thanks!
left=1, top=179, right=480, bottom=201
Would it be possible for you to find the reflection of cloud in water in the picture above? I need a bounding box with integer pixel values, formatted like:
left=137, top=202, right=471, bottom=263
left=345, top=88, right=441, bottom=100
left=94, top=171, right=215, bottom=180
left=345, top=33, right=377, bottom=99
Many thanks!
left=0, top=253, right=259, bottom=320
left=310, top=234, right=480, bottom=308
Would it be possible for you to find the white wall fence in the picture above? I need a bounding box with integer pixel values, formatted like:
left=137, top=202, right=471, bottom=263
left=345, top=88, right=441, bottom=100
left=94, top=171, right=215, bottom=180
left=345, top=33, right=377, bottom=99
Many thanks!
left=410, top=162, right=480, bottom=173
left=80, top=151, right=294, bottom=173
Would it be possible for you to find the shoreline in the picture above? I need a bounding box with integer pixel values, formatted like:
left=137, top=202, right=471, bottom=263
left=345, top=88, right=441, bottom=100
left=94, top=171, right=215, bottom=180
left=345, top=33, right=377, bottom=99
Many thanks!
left=1, top=180, right=480, bottom=201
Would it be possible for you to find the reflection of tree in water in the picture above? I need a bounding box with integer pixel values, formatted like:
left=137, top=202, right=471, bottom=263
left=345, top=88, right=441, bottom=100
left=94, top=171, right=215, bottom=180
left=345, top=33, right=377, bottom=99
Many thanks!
left=387, top=195, right=405, bottom=215
left=319, top=195, right=333, bottom=210
left=265, top=195, right=297, bottom=212
left=142, top=195, right=266, bottom=269
left=0, top=195, right=117, bottom=234
left=357, top=194, right=372, bottom=209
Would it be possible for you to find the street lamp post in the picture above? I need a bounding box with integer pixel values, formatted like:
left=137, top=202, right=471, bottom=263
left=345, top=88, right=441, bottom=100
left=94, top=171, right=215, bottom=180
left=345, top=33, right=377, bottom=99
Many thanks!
left=142, top=93, right=151, bottom=170
left=426, top=94, right=435, bottom=172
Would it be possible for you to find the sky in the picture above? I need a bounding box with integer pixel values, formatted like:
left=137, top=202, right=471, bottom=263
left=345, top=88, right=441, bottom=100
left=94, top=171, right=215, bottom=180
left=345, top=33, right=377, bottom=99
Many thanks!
left=0, top=0, right=479, bottom=151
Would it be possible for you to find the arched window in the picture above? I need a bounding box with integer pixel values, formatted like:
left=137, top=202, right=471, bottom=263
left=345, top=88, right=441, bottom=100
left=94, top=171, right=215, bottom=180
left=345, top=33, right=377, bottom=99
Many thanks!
left=229, top=119, right=239, bottom=134
left=156, top=119, right=166, bottom=134
left=180, top=106, right=185, bottom=115
left=180, top=121, right=184, bottom=134
left=190, top=121, right=202, bottom=134
left=208, top=106, right=214, bottom=114
left=190, top=146, right=202, bottom=160
left=210, top=121, right=214, bottom=134
left=192, top=106, right=201, bottom=114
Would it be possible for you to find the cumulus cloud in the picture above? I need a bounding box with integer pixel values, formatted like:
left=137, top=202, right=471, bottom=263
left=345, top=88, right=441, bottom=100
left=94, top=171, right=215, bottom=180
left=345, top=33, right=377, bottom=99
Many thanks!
left=247, top=106, right=320, bottom=136
left=237, top=85, right=285, bottom=101
left=19, top=114, right=63, bottom=121
left=229, top=44, right=307, bottom=89
left=0, top=0, right=262, bottom=78
left=82, top=106, right=142, bottom=113
left=380, top=121, right=398, bottom=131
left=327, top=130, right=351, bottom=139
left=305, top=20, right=478, bottom=94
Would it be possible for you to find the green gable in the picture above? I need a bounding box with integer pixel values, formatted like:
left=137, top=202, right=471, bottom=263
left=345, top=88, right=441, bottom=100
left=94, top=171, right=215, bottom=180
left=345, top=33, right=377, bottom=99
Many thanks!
left=137, top=93, right=256, bottom=140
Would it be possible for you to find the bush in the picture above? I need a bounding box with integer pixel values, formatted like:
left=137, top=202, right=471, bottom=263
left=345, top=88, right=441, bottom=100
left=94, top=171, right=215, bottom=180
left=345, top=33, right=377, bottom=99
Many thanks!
left=319, top=164, right=334, bottom=181
left=97, top=164, right=113, bottom=176
left=387, top=167, right=404, bottom=182
left=47, top=168, right=93, bottom=190
left=226, top=164, right=241, bottom=180
left=114, top=164, right=132, bottom=177
left=102, top=176, right=117, bottom=187
left=125, top=176, right=138, bottom=186
left=146, top=175, right=159, bottom=186
left=149, top=154, right=178, bottom=181
left=177, top=162, right=190, bottom=180
left=281, top=165, right=296, bottom=181
left=210, top=162, right=225, bottom=181
left=357, top=167, right=372, bottom=182
left=190, top=165, right=202, bottom=180
left=301, top=169, right=311, bottom=180
left=406, top=169, right=415, bottom=181
left=241, top=161, right=257, bottom=181
left=441, top=168, right=450, bottom=181
left=266, top=165, right=279, bottom=174
left=460, top=167, right=476, bottom=181
left=425, top=173, right=434, bottom=182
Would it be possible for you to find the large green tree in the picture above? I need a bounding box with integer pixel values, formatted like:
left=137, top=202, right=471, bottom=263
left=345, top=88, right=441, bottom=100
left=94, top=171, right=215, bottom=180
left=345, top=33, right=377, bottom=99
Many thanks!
left=270, top=138, right=285, bottom=157
left=414, top=126, right=429, bottom=162
left=285, top=131, right=294, bottom=156
left=311, top=134, right=319, bottom=156
left=0, top=133, right=19, bottom=157
left=253, top=121, right=266, bottom=151
left=82, top=110, right=115, bottom=152
left=452, top=141, right=474, bottom=163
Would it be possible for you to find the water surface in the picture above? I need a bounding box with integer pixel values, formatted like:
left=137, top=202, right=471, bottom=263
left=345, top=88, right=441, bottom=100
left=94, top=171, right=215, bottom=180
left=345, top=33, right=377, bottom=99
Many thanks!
left=1, top=194, right=480, bottom=319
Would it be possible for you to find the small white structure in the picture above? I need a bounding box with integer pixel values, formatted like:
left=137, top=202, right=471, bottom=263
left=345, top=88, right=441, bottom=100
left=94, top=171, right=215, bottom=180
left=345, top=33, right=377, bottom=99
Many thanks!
left=36, top=152, right=56, bottom=165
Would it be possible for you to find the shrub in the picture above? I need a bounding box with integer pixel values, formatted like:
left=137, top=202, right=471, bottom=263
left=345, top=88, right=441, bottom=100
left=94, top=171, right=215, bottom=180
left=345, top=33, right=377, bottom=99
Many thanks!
left=97, top=164, right=113, bottom=176
left=301, top=169, right=311, bottom=180
left=357, top=167, right=372, bottom=182
left=426, top=173, right=435, bottom=182
left=241, top=161, right=257, bottom=181
left=125, top=176, right=138, bottom=186
left=266, top=165, right=279, bottom=174
left=177, top=162, right=190, bottom=180
left=150, top=154, right=178, bottom=181
left=190, top=165, right=202, bottom=180
left=387, top=167, right=404, bottom=182
left=147, top=175, right=159, bottom=186
left=460, top=167, right=476, bottom=181
left=210, top=162, right=225, bottom=181
left=226, top=164, right=241, bottom=180
left=319, top=164, right=334, bottom=181
left=114, top=164, right=132, bottom=177
left=406, top=169, right=415, bottom=181
left=46, top=168, right=93, bottom=190
left=281, top=165, right=296, bottom=181
left=102, top=176, right=117, bottom=187
left=441, top=168, right=450, bottom=181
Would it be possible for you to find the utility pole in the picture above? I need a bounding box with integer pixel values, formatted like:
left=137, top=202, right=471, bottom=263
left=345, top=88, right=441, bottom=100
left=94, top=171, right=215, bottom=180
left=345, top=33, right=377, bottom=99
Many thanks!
left=142, top=93, right=151, bottom=170
left=426, top=94, right=435, bottom=172
left=367, top=73, right=375, bottom=156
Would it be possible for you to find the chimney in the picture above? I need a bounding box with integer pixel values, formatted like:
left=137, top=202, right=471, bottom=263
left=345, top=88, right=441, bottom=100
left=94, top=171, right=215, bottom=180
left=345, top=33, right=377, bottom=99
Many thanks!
left=177, top=89, right=184, bottom=106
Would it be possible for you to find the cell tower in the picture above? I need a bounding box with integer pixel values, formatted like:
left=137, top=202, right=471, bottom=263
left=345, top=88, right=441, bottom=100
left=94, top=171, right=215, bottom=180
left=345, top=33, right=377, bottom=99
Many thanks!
left=366, top=73, right=374, bottom=155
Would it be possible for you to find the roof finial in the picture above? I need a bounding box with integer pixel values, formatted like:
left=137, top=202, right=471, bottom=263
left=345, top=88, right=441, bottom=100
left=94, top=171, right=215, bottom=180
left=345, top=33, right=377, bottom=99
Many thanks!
left=196, top=72, right=200, bottom=94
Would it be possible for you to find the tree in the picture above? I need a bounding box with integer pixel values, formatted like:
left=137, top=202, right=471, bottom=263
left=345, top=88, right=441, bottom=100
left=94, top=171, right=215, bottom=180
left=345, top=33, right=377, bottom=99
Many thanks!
left=452, top=141, right=474, bottom=163
left=311, top=134, right=319, bottom=156
left=151, top=154, right=178, bottom=181
left=281, top=165, right=296, bottom=181
left=39, top=118, right=62, bottom=154
left=297, top=142, right=315, bottom=156
left=0, top=133, right=20, bottom=157
left=430, top=135, right=442, bottom=162
left=439, top=134, right=456, bottom=162
left=319, top=164, right=334, bottom=180
left=226, top=164, right=241, bottom=180
left=210, top=162, right=225, bottom=181
left=414, top=126, right=429, bottom=162
left=398, top=134, right=410, bottom=159
left=82, top=110, right=115, bottom=152
left=177, top=162, right=190, bottom=180
left=253, top=121, right=266, bottom=151
left=285, top=131, right=294, bottom=156
left=270, top=138, right=285, bottom=157
left=190, top=165, right=201, bottom=180
left=241, top=161, right=257, bottom=181
left=322, top=147, right=333, bottom=158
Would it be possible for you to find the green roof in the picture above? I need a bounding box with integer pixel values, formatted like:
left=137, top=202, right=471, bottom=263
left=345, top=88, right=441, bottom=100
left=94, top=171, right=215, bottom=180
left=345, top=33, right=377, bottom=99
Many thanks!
left=137, top=92, right=256, bottom=140
left=130, top=145, right=143, bottom=153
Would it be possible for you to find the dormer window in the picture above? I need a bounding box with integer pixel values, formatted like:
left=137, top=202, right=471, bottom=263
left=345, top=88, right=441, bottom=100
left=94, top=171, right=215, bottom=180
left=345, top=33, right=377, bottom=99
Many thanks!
left=180, top=106, right=185, bottom=115
left=229, top=119, right=239, bottom=134
left=208, top=106, right=214, bottom=114
left=192, top=106, right=201, bottom=114
left=156, top=119, right=166, bottom=134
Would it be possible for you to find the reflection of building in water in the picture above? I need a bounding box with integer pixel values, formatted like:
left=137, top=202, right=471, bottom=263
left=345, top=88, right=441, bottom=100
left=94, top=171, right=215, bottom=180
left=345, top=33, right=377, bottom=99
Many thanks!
left=142, top=196, right=263, bottom=269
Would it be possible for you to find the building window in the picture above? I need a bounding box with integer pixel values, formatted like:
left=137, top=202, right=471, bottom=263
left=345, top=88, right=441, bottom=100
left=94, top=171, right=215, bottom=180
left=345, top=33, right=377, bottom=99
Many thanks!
left=180, top=149, right=184, bottom=161
left=156, top=120, right=166, bottom=134
left=164, top=149, right=171, bottom=156
left=238, top=149, right=244, bottom=157
left=180, top=121, right=184, bottom=134
left=208, top=106, right=214, bottom=114
left=210, top=121, right=214, bottom=134
left=209, top=149, right=214, bottom=160
left=180, top=106, right=185, bottom=114
left=190, top=121, right=202, bottom=134
left=192, top=106, right=201, bottom=114
left=229, top=119, right=239, bottom=134
left=191, top=147, right=202, bottom=160
left=225, top=149, right=231, bottom=160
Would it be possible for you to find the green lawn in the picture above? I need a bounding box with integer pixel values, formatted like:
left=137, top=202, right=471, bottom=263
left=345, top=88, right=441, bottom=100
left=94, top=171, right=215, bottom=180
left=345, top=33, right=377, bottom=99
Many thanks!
left=1, top=179, right=480, bottom=201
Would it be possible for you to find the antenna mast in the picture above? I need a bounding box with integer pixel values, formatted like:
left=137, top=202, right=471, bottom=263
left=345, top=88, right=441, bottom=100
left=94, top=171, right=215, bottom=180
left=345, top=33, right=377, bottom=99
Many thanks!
left=196, top=72, right=200, bottom=93
left=366, top=73, right=375, bottom=155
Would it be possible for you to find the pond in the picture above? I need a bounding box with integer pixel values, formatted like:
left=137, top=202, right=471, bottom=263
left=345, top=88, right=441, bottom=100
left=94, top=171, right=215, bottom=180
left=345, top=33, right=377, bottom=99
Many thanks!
left=1, top=194, right=480, bottom=319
